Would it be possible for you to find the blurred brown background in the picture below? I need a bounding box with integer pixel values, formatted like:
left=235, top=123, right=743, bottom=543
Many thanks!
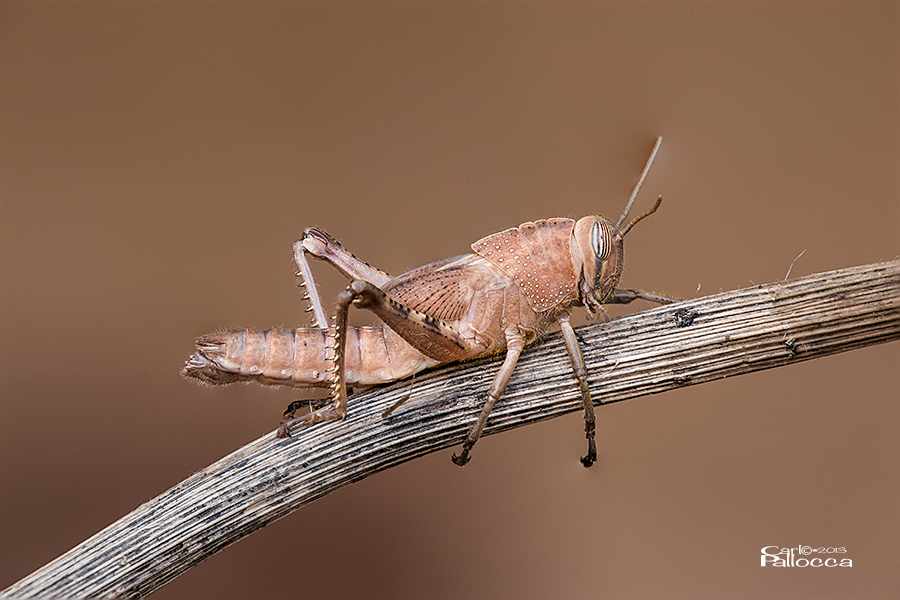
left=2, top=2, right=898, bottom=598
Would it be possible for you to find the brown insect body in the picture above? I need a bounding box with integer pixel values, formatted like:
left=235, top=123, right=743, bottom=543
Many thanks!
left=184, top=219, right=613, bottom=387
left=183, top=138, right=673, bottom=466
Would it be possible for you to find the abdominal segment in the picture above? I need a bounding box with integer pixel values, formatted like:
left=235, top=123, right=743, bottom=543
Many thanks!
left=182, top=325, right=439, bottom=388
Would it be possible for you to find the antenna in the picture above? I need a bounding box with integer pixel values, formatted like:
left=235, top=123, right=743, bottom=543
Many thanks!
left=616, top=136, right=663, bottom=229
left=621, top=196, right=662, bottom=236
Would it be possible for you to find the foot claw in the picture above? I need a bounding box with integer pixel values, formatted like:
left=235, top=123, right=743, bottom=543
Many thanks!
left=283, top=400, right=306, bottom=420
left=451, top=450, right=471, bottom=466
left=580, top=439, right=597, bottom=468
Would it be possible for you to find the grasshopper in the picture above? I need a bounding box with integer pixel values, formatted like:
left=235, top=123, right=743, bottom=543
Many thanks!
left=183, top=137, right=675, bottom=466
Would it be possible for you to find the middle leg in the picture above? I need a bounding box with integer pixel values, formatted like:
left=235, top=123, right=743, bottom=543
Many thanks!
left=451, top=327, right=526, bottom=466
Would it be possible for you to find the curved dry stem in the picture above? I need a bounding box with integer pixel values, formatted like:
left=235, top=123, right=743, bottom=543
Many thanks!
left=3, top=259, right=898, bottom=599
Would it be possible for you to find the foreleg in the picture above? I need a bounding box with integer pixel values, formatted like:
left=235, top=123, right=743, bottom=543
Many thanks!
left=558, top=315, right=597, bottom=467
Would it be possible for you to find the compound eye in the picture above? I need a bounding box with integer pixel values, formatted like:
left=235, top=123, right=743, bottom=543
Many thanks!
left=591, top=221, right=613, bottom=261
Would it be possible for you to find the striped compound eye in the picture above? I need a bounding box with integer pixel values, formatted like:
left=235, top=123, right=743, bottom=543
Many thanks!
left=591, top=220, right=613, bottom=261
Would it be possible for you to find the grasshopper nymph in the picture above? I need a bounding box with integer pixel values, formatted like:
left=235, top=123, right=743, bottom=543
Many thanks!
left=183, top=138, right=675, bottom=466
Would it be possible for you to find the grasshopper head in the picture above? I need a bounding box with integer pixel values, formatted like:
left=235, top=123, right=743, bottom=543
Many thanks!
left=572, top=196, right=662, bottom=316
left=572, top=216, right=624, bottom=315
